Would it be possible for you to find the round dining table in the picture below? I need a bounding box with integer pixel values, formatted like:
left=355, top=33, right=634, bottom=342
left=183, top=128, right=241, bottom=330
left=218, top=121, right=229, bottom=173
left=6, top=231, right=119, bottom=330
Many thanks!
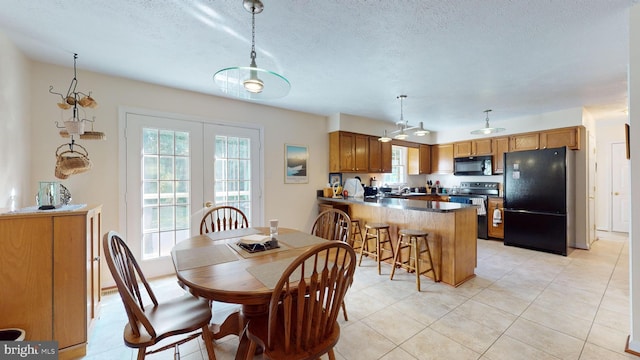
left=171, top=226, right=328, bottom=353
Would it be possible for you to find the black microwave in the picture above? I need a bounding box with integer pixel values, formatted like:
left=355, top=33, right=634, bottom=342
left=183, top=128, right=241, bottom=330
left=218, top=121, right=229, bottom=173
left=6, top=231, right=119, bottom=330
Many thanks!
left=454, top=156, right=492, bottom=176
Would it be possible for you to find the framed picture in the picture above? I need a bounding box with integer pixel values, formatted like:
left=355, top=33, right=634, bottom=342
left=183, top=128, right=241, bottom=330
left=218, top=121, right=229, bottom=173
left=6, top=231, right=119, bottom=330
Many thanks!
left=329, top=172, right=342, bottom=186
left=285, top=144, right=309, bottom=184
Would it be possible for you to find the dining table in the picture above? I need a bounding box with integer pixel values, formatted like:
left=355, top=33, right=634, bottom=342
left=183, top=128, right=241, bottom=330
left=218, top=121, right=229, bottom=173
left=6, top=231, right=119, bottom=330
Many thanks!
left=170, top=226, right=329, bottom=352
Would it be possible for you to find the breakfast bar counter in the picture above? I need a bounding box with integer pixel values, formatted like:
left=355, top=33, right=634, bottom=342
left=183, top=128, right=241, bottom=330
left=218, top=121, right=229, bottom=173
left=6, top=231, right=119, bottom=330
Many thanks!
left=318, top=196, right=478, bottom=287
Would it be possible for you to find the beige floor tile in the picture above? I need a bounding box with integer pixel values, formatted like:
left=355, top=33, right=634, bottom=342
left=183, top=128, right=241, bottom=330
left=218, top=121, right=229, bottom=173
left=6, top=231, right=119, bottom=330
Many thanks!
left=520, top=302, right=593, bottom=340
left=379, top=347, right=419, bottom=360
left=579, top=342, right=638, bottom=360
left=506, top=318, right=584, bottom=359
left=336, top=321, right=397, bottom=360
left=586, top=323, right=630, bottom=354
left=482, top=334, right=560, bottom=360
left=471, top=288, right=531, bottom=316
left=389, top=292, right=454, bottom=326
left=400, top=328, right=481, bottom=360
left=361, top=306, right=427, bottom=345
left=430, top=311, right=503, bottom=353
left=451, top=300, right=517, bottom=332
left=594, top=307, right=630, bottom=332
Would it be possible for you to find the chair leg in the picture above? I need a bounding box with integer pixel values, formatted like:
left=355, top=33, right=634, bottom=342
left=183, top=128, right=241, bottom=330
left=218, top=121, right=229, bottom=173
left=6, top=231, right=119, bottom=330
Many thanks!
left=201, top=324, right=217, bottom=360
left=413, top=237, right=421, bottom=291
left=389, top=234, right=403, bottom=280
left=328, top=349, right=336, bottom=360
left=245, top=341, right=257, bottom=360
left=358, top=229, right=370, bottom=266
left=137, top=348, right=146, bottom=360
left=341, top=300, right=349, bottom=321
left=376, top=230, right=382, bottom=274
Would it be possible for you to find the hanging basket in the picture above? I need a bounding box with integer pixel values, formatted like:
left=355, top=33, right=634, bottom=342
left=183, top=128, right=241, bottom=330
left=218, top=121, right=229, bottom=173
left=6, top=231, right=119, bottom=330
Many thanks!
left=54, top=143, right=93, bottom=179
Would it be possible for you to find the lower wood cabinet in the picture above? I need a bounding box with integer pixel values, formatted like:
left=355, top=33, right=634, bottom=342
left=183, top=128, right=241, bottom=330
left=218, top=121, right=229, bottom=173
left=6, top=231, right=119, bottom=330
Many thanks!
left=488, top=198, right=504, bottom=239
left=0, top=205, right=102, bottom=359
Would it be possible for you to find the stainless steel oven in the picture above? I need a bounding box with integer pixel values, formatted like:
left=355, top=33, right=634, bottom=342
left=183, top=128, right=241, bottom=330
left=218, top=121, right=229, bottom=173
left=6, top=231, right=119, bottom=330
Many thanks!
left=448, top=182, right=500, bottom=239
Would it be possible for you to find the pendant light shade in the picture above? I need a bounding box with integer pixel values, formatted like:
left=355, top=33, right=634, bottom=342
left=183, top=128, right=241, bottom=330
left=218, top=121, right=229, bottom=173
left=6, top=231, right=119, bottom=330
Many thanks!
left=471, top=109, right=505, bottom=135
left=378, top=129, right=392, bottom=142
left=214, top=0, right=290, bottom=100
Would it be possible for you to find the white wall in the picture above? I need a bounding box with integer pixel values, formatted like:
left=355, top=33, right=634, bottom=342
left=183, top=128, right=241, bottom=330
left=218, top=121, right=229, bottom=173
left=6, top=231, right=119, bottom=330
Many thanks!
left=628, top=4, right=640, bottom=353
left=0, top=32, right=30, bottom=212
left=28, top=61, right=329, bottom=240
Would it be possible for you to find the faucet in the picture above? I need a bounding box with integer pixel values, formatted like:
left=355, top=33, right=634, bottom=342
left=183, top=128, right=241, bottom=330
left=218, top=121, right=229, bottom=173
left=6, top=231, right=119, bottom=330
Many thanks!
left=399, top=186, right=411, bottom=194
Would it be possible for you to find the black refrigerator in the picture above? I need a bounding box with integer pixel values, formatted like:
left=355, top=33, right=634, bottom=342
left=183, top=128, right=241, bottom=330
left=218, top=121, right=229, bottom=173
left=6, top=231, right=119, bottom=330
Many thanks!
left=503, top=147, right=574, bottom=256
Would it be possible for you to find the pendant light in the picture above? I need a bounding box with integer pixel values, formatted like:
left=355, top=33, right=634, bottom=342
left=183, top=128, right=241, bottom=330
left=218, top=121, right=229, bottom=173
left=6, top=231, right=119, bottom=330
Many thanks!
left=471, top=109, right=505, bottom=135
left=378, top=95, right=430, bottom=142
left=214, top=0, right=290, bottom=100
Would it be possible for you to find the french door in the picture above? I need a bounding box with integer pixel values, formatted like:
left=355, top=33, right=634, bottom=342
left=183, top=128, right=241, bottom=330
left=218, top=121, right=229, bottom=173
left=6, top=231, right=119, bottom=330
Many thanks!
left=123, top=111, right=262, bottom=277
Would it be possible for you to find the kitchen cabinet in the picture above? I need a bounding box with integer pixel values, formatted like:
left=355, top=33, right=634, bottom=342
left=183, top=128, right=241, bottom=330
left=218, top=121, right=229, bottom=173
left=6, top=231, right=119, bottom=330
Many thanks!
left=454, top=139, right=492, bottom=158
left=509, top=133, right=540, bottom=152
left=369, top=136, right=392, bottom=173
left=540, top=126, right=581, bottom=150
left=492, top=137, right=509, bottom=174
left=431, top=144, right=454, bottom=174
left=488, top=197, right=504, bottom=239
left=329, top=131, right=369, bottom=172
left=408, top=145, right=431, bottom=175
left=0, top=205, right=102, bottom=360
left=419, top=144, right=431, bottom=174
left=380, top=140, right=392, bottom=172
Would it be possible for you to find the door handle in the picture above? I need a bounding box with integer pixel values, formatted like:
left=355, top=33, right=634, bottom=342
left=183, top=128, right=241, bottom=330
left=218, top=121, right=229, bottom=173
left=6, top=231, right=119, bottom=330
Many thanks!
left=614, top=192, right=620, bottom=196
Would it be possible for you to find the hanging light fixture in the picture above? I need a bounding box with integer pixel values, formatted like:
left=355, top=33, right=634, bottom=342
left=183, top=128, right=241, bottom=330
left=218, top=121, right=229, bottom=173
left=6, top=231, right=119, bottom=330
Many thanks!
left=378, top=129, right=392, bottom=142
left=471, top=109, right=505, bottom=135
left=378, top=95, right=430, bottom=142
left=214, top=0, right=290, bottom=100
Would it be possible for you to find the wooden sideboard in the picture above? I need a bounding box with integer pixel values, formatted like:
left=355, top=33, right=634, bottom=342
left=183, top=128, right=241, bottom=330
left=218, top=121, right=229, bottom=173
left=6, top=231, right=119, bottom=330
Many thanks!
left=0, top=205, right=102, bottom=359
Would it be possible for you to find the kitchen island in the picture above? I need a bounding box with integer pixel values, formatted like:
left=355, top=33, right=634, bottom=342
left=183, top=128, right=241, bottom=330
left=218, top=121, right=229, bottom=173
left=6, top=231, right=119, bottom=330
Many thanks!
left=318, top=196, right=478, bottom=287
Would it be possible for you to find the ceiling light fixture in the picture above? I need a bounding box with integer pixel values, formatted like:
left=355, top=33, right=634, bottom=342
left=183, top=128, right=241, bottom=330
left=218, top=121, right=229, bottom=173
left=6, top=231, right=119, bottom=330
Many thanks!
left=213, top=0, right=290, bottom=100
left=471, top=109, right=505, bottom=135
left=378, top=95, right=430, bottom=142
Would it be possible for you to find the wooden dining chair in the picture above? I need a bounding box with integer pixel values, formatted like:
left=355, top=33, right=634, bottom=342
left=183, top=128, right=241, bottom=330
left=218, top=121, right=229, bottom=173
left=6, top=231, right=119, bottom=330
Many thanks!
left=311, top=208, right=352, bottom=320
left=103, top=231, right=217, bottom=360
left=311, top=208, right=352, bottom=244
left=200, top=205, right=249, bottom=234
left=238, top=241, right=357, bottom=360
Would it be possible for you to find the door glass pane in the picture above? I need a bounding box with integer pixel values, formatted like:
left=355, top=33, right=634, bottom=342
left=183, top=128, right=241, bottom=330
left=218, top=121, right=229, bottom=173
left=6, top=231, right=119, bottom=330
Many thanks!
left=214, top=135, right=252, bottom=225
left=141, top=128, right=191, bottom=260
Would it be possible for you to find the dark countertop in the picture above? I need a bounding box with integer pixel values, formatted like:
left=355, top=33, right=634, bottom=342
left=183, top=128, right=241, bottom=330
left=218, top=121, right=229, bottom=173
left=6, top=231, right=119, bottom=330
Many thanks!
left=317, top=196, right=477, bottom=213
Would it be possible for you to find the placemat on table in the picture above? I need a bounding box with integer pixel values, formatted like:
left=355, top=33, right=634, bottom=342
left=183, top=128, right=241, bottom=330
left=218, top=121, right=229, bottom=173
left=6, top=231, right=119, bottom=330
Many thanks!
left=206, top=227, right=261, bottom=241
left=246, top=256, right=331, bottom=289
left=175, top=244, right=239, bottom=271
left=228, top=241, right=291, bottom=259
left=275, top=232, right=327, bottom=248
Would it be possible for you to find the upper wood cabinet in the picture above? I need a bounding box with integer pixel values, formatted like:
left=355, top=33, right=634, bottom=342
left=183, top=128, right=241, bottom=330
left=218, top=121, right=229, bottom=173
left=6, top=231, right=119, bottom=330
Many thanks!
left=431, top=144, right=454, bottom=174
left=492, top=137, right=509, bottom=174
left=509, top=133, right=540, bottom=152
left=380, top=141, right=392, bottom=172
left=368, top=136, right=392, bottom=173
left=509, top=126, right=582, bottom=152
left=454, top=139, right=492, bottom=157
left=453, top=142, right=472, bottom=157
left=407, top=144, right=431, bottom=174
left=330, top=131, right=391, bottom=173
left=329, top=131, right=369, bottom=172
left=419, top=144, right=431, bottom=174
left=540, top=126, right=581, bottom=150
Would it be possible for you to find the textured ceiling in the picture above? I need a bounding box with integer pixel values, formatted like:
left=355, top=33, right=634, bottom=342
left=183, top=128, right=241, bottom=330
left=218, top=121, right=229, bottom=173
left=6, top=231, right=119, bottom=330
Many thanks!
left=0, top=0, right=635, bottom=131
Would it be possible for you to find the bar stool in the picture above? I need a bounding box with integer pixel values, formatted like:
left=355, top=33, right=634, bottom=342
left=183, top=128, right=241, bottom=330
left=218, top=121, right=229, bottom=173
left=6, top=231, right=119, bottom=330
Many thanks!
left=350, top=219, right=364, bottom=251
left=359, top=223, right=394, bottom=275
left=390, top=229, right=438, bottom=291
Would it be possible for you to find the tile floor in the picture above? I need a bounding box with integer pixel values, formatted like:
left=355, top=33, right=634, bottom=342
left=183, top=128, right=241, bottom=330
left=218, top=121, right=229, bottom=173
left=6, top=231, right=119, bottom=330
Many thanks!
left=84, top=234, right=635, bottom=360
